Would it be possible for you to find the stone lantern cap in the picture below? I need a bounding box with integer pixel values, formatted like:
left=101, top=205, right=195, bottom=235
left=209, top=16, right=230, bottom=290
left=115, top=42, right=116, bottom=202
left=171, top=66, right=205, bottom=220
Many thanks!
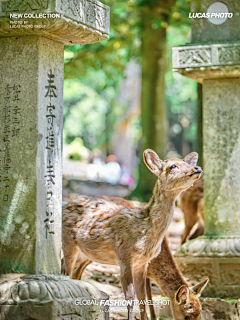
left=172, top=43, right=240, bottom=83
left=0, top=0, right=110, bottom=44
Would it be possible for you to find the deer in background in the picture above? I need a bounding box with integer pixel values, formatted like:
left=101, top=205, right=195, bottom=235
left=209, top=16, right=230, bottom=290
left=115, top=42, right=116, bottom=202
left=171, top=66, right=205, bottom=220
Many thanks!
left=179, top=178, right=204, bottom=244
left=62, top=149, right=202, bottom=320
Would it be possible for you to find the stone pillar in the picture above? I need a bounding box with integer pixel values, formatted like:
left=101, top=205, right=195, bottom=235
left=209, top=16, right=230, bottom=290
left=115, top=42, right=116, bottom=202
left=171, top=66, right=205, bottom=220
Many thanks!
left=0, top=1, right=110, bottom=319
left=0, top=36, right=64, bottom=275
left=172, top=0, right=240, bottom=299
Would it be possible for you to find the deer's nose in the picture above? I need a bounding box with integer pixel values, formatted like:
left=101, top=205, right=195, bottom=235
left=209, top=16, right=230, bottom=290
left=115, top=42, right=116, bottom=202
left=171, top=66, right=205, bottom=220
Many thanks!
left=194, top=166, right=203, bottom=173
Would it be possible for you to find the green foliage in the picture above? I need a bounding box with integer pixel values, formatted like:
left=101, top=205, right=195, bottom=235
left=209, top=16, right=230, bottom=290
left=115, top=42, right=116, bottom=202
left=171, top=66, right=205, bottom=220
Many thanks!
left=169, top=0, right=192, bottom=26
left=63, top=80, right=107, bottom=148
left=64, top=0, right=141, bottom=83
left=166, top=25, right=198, bottom=156
left=63, top=0, right=197, bottom=164
left=63, top=78, right=131, bottom=153
left=68, top=138, right=90, bottom=161
left=64, top=0, right=142, bottom=154
left=0, top=259, right=30, bottom=274
left=64, top=0, right=191, bottom=81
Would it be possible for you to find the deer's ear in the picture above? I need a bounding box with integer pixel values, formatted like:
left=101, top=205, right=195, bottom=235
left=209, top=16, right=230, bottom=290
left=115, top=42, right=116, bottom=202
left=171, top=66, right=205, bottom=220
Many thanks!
left=143, top=149, right=163, bottom=176
left=184, top=152, right=198, bottom=166
left=175, top=285, right=190, bottom=305
left=191, top=278, right=209, bottom=297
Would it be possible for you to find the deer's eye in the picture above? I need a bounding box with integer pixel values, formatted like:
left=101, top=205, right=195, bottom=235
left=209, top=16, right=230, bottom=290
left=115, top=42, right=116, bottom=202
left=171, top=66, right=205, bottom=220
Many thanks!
left=185, top=316, right=190, bottom=320
left=170, top=165, right=177, bottom=170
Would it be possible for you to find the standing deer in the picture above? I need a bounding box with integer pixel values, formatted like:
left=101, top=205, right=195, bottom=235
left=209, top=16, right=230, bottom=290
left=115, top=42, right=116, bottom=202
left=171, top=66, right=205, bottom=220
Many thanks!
left=62, top=149, right=202, bottom=320
left=62, top=211, right=208, bottom=320
left=63, top=235, right=208, bottom=320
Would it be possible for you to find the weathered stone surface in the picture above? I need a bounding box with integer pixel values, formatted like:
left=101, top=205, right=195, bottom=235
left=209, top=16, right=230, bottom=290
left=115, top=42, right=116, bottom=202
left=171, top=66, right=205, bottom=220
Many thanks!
left=200, top=298, right=240, bottom=320
left=172, top=43, right=240, bottom=83
left=0, top=1, right=109, bottom=276
left=156, top=297, right=240, bottom=320
left=0, top=0, right=110, bottom=44
left=191, top=0, right=240, bottom=43
left=0, top=2, right=110, bottom=319
left=173, top=43, right=240, bottom=68
left=174, top=78, right=240, bottom=298
left=0, top=36, right=64, bottom=274
left=178, top=236, right=240, bottom=257
left=203, top=78, right=240, bottom=237
left=175, top=255, right=240, bottom=298
left=172, top=1, right=240, bottom=82
left=172, top=0, right=240, bottom=299
left=0, top=274, right=109, bottom=320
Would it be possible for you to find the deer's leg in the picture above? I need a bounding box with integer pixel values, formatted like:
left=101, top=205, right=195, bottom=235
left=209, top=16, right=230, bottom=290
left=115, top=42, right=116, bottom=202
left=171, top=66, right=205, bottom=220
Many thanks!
left=189, top=215, right=204, bottom=241
left=73, top=259, right=92, bottom=280
left=181, top=227, right=191, bottom=244
left=61, top=258, right=69, bottom=275
left=133, top=266, right=148, bottom=320
left=62, top=240, right=79, bottom=277
left=181, top=216, right=198, bottom=244
left=119, top=263, right=135, bottom=320
left=146, top=278, right=157, bottom=320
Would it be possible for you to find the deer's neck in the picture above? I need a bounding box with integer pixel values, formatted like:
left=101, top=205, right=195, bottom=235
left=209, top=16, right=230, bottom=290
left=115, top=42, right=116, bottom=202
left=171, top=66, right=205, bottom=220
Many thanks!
left=147, top=237, right=187, bottom=300
left=146, top=180, right=178, bottom=224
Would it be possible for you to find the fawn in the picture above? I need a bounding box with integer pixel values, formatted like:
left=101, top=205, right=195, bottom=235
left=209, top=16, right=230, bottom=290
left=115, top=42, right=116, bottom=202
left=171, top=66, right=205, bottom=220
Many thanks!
left=62, top=149, right=202, bottom=320
left=179, top=178, right=204, bottom=244
left=147, top=236, right=208, bottom=320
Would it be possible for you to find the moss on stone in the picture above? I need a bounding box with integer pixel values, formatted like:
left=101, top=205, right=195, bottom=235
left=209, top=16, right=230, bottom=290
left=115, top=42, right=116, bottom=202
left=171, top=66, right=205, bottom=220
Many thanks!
left=0, top=259, right=30, bottom=274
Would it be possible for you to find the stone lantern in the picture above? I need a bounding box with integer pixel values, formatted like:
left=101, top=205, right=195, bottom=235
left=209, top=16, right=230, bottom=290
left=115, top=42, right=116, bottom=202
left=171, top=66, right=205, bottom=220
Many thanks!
left=172, top=0, right=240, bottom=300
left=0, top=1, right=110, bottom=319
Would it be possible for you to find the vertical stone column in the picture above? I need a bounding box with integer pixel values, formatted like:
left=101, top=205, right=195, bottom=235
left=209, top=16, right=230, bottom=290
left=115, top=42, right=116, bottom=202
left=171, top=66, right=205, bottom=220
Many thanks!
left=0, top=1, right=110, bottom=319
left=0, top=36, right=64, bottom=275
left=203, top=79, right=240, bottom=239
left=172, top=0, right=240, bottom=298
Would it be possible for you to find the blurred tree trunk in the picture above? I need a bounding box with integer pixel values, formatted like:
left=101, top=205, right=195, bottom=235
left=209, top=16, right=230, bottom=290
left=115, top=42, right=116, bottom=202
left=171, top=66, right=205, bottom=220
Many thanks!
left=197, top=83, right=203, bottom=167
left=105, top=105, right=111, bottom=156
left=131, top=1, right=175, bottom=201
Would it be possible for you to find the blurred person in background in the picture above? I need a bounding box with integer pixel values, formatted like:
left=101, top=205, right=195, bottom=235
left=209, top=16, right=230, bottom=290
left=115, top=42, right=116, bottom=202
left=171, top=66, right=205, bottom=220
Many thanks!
left=105, top=154, right=122, bottom=185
